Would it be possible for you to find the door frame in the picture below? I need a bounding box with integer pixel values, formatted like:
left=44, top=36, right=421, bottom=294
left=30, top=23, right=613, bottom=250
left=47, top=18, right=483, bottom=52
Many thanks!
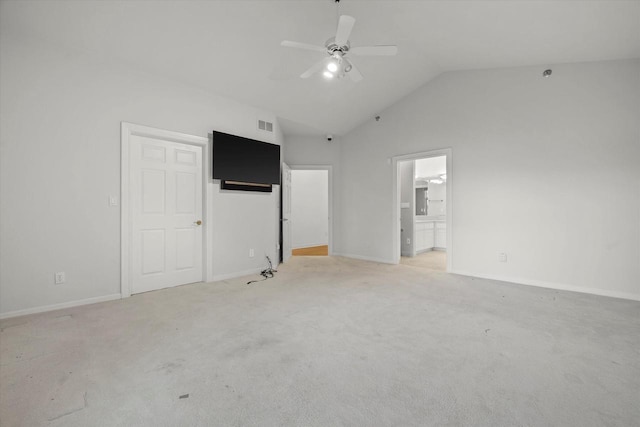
left=281, top=162, right=292, bottom=263
left=121, top=122, right=210, bottom=298
left=391, top=149, right=452, bottom=271
left=398, top=159, right=416, bottom=258
left=288, top=165, right=333, bottom=256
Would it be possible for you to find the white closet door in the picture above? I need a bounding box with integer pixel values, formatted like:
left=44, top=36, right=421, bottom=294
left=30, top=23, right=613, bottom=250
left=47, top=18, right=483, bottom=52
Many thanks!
left=130, top=135, right=203, bottom=294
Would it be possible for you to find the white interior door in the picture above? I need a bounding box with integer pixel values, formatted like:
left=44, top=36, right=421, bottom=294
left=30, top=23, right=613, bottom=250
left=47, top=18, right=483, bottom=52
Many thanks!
left=130, top=135, right=203, bottom=294
left=282, top=162, right=292, bottom=262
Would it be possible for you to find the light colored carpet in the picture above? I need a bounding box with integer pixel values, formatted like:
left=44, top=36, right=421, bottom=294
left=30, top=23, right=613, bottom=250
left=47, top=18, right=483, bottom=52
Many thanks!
left=1, top=256, right=638, bottom=426
left=401, top=250, right=446, bottom=271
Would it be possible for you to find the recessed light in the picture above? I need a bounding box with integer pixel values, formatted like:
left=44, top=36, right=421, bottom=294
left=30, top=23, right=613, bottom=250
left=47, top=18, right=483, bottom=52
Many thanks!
left=543, top=69, right=552, bottom=77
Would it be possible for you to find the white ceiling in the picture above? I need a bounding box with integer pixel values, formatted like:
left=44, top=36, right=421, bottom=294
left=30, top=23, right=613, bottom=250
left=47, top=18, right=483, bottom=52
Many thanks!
left=2, top=0, right=639, bottom=136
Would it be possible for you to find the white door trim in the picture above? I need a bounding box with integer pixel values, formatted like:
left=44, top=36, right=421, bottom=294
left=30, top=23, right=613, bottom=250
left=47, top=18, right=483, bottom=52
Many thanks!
left=281, top=162, right=292, bottom=263
left=121, top=122, right=210, bottom=298
left=289, top=165, right=333, bottom=256
left=391, top=149, right=452, bottom=272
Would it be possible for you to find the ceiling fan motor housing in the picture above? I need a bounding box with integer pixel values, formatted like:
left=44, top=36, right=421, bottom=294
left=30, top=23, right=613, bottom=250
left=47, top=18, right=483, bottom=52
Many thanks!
left=326, top=38, right=350, bottom=55
left=325, top=38, right=353, bottom=75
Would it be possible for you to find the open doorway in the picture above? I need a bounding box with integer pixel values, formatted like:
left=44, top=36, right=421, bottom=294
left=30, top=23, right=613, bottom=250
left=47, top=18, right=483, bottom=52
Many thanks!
left=393, top=150, right=452, bottom=272
left=289, top=166, right=332, bottom=256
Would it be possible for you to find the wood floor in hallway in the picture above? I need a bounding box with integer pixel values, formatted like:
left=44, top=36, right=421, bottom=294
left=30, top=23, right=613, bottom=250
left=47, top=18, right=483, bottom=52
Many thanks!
left=292, top=245, right=328, bottom=256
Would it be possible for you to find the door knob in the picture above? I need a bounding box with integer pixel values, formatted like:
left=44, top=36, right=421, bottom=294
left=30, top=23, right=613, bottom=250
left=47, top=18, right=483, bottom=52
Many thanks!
left=194, top=220, right=202, bottom=226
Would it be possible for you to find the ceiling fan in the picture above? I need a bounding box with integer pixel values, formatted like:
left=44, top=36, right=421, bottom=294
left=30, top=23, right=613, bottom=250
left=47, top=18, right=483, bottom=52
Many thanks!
left=281, top=14, right=398, bottom=82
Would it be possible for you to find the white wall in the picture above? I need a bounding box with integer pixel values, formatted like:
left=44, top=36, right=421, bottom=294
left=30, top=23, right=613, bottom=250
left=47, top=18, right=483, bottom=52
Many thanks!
left=0, top=35, right=281, bottom=315
left=283, top=135, right=341, bottom=171
left=291, top=170, right=328, bottom=249
left=339, top=59, right=640, bottom=300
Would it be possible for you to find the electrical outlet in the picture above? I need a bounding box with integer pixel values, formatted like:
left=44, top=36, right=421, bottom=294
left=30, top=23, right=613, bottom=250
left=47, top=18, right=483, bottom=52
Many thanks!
left=406, top=238, right=411, bottom=245
left=497, top=252, right=507, bottom=262
left=249, top=248, right=255, bottom=258
left=54, top=272, right=66, bottom=284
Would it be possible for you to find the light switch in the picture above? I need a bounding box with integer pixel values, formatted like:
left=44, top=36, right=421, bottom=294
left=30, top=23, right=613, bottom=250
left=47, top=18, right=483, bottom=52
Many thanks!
left=109, top=196, right=118, bottom=207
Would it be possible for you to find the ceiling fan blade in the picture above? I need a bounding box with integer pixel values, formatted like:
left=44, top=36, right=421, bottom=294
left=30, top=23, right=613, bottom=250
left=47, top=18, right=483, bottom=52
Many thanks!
left=300, top=58, right=329, bottom=79
left=335, top=15, right=356, bottom=46
left=350, top=45, right=398, bottom=56
left=345, top=60, right=363, bottom=82
left=281, top=40, right=326, bottom=53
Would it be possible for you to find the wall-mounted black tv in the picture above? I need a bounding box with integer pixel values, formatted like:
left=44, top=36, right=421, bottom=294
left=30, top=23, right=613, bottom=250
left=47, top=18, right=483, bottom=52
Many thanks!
left=212, top=130, right=281, bottom=192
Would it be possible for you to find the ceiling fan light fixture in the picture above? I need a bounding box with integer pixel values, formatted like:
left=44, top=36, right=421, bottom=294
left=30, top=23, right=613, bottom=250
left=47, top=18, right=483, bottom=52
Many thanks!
left=323, top=70, right=334, bottom=79
left=342, top=59, right=352, bottom=73
left=327, top=61, right=338, bottom=72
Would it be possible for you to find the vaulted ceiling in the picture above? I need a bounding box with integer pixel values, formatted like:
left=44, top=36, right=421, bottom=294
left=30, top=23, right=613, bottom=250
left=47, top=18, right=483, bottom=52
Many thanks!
left=2, top=0, right=639, bottom=136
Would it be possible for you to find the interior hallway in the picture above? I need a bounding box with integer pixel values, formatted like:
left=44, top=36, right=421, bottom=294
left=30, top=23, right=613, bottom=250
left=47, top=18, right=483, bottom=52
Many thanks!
left=1, top=256, right=638, bottom=426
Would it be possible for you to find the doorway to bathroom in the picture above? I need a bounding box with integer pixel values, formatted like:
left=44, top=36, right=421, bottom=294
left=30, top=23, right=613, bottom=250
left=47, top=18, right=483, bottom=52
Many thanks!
left=393, top=149, right=451, bottom=271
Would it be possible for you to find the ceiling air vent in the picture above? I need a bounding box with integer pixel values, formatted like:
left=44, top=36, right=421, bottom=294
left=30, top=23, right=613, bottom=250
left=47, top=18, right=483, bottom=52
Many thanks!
left=258, top=120, right=274, bottom=132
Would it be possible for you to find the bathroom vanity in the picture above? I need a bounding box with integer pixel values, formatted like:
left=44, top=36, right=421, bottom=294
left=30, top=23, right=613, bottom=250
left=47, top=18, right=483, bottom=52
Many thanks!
left=415, top=217, right=446, bottom=253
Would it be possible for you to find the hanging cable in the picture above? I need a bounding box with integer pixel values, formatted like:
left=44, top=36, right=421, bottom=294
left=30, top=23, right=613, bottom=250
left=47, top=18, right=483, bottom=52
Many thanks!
left=246, top=256, right=278, bottom=285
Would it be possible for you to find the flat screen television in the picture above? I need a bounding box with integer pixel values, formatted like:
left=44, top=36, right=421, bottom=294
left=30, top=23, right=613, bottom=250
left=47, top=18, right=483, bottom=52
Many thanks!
left=212, top=130, right=280, bottom=192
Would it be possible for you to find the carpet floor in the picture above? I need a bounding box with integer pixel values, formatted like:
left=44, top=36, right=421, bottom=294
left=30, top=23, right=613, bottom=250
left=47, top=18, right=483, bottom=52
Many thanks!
left=401, top=250, right=446, bottom=271
left=1, top=256, right=638, bottom=426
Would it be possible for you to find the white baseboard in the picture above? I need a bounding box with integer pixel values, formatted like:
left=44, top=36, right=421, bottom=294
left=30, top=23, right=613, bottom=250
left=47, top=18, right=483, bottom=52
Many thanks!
left=0, top=293, right=122, bottom=320
left=292, top=243, right=328, bottom=250
left=211, top=267, right=266, bottom=282
left=1, top=266, right=276, bottom=319
left=332, top=252, right=395, bottom=265
left=4, top=270, right=632, bottom=320
left=450, top=270, right=640, bottom=302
